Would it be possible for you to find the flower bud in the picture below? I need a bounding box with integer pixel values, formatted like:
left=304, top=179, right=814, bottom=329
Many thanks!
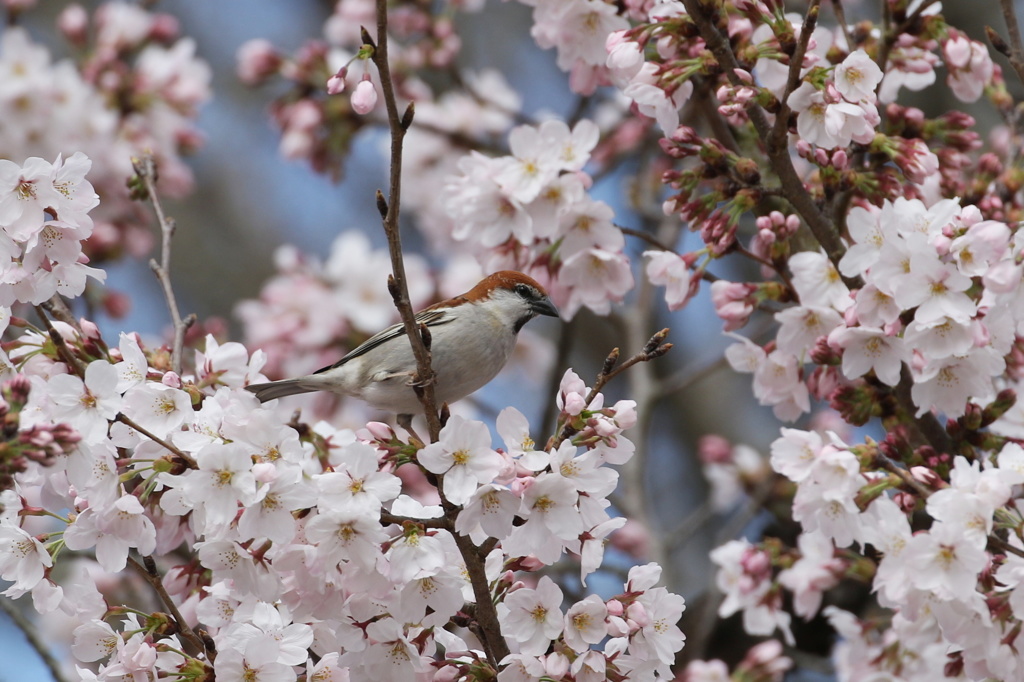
left=351, top=77, right=378, bottom=115
left=58, top=4, right=89, bottom=45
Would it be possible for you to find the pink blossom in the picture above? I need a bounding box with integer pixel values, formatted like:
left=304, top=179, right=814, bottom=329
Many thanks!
left=644, top=250, right=692, bottom=311
left=834, top=49, right=883, bottom=102
left=500, top=575, right=565, bottom=655
left=944, top=36, right=994, bottom=103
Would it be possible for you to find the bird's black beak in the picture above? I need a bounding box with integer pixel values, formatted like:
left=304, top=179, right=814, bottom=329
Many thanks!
left=532, top=297, right=559, bottom=318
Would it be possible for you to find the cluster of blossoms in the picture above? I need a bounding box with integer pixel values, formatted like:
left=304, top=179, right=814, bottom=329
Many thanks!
left=2, top=303, right=686, bottom=680
left=716, top=430, right=1024, bottom=680
left=443, top=118, right=634, bottom=318
left=237, top=0, right=486, bottom=176
left=235, top=232, right=434, bottom=389
left=0, top=2, right=210, bottom=269
left=0, top=153, right=103, bottom=331
left=0, top=139, right=684, bottom=682
left=499, top=1, right=1024, bottom=680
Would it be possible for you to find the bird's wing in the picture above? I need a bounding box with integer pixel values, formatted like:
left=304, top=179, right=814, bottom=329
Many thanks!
left=312, top=308, right=455, bottom=375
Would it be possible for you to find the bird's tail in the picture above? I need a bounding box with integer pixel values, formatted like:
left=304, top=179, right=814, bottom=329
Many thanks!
left=245, top=379, right=316, bottom=403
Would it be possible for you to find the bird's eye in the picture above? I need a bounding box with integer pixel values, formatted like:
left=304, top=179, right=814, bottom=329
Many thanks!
left=514, top=283, right=533, bottom=298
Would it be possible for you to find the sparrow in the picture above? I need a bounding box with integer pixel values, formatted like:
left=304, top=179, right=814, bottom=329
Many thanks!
left=245, top=271, right=558, bottom=418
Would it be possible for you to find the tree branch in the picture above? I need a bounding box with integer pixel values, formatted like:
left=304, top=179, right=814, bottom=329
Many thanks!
left=365, top=6, right=442, bottom=442
left=367, top=1, right=505, bottom=669
left=127, top=555, right=208, bottom=655
left=996, top=0, right=1024, bottom=86
left=552, top=329, right=673, bottom=449
left=115, top=413, right=198, bottom=470
left=680, top=0, right=847, bottom=267
left=131, top=155, right=194, bottom=376
left=769, top=0, right=821, bottom=153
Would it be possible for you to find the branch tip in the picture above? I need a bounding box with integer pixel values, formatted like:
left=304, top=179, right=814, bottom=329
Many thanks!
left=418, top=321, right=432, bottom=351
left=360, top=26, right=375, bottom=48
left=401, top=102, right=416, bottom=130
left=644, top=328, right=671, bottom=354
left=987, top=25, right=1012, bottom=57
left=648, top=342, right=674, bottom=359
left=602, top=348, right=620, bottom=375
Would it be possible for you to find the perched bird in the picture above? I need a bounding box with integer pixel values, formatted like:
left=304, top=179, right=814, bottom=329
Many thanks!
left=246, top=271, right=558, bottom=418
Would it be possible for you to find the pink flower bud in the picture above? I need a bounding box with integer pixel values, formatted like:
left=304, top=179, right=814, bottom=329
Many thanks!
left=910, top=465, right=941, bottom=487
left=734, top=68, right=753, bottom=83
left=80, top=319, right=101, bottom=340
left=511, top=475, right=533, bottom=497
left=364, top=421, right=394, bottom=441
left=102, top=290, right=131, bottom=319
left=327, top=66, right=348, bottom=95
left=625, top=602, right=650, bottom=628
left=605, top=29, right=629, bottom=51
left=433, top=665, right=460, bottom=682
left=351, top=77, right=378, bottom=115
left=610, top=400, right=637, bottom=429
left=699, top=435, right=733, bottom=464
left=252, top=462, right=277, bottom=484
left=236, top=39, right=282, bottom=86
left=162, top=372, right=182, bottom=389
left=893, top=491, right=916, bottom=513
left=287, top=99, right=322, bottom=131
left=544, top=653, right=570, bottom=678
left=149, top=13, right=180, bottom=42
left=746, top=639, right=784, bottom=665
left=58, top=4, right=89, bottom=45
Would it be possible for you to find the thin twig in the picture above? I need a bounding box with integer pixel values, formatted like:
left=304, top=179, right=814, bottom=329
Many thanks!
left=380, top=511, right=449, bottom=529
left=0, top=596, right=69, bottom=682
left=365, top=9, right=442, bottom=442
left=33, top=306, right=86, bottom=376
left=874, top=455, right=933, bottom=499
left=831, top=0, right=855, bottom=53
left=618, top=225, right=675, bottom=252
left=769, top=0, right=822, bottom=153
left=41, top=296, right=82, bottom=334
left=127, top=555, right=208, bottom=655
left=131, top=155, right=193, bottom=376
left=997, top=0, right=1024, bottom=85
left=115, top=414, right=197, bottom=470
left=552, top=329, right=673, bottom=449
